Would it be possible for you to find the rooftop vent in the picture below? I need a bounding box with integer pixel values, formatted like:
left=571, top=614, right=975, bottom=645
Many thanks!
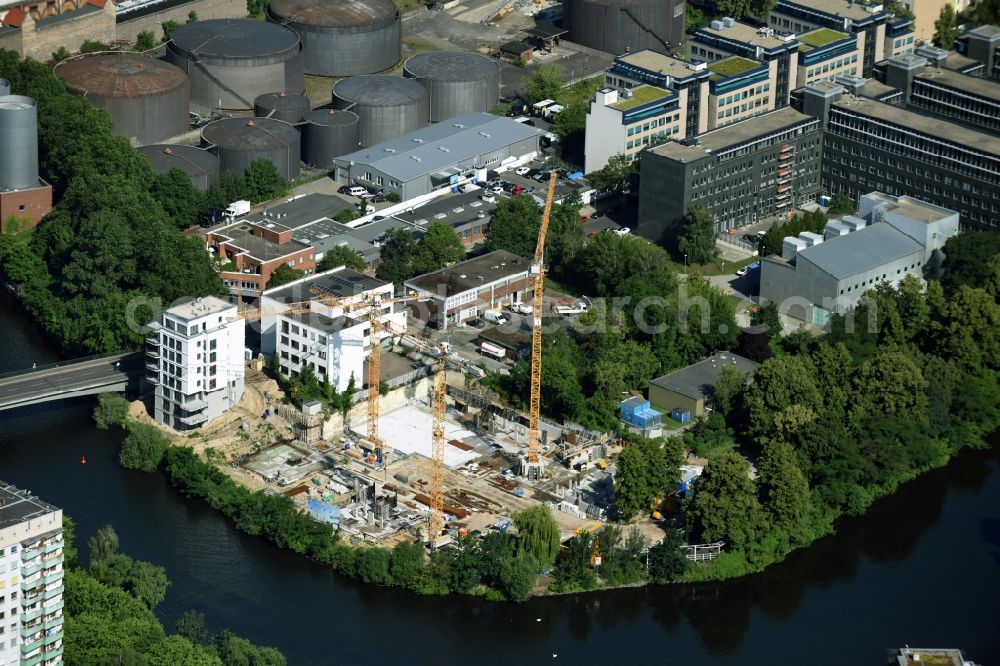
left=438, top=146, right=450, bottom=152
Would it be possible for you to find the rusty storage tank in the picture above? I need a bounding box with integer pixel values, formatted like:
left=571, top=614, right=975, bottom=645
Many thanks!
left=0, top=95, right=38, bottom=190
left=254, top=92, right=311, bottom=123
left=563, top=0, right=685, bottom=56
left=54, top=53, right=189, bottom=146
left=0, top=79, right=9, bottom=96
left=332, top=75, right=428, bottom=146
left=403, top=51, right=500, bottom=122
left=201, top=116, right=301, bottom=181
left=166, top=19, right=304, bottom=111
left=301, top=108, right=360, bottom=168
left=138, top=144, right=220, bottom=191
left=266, top=0, right=401, bottom=77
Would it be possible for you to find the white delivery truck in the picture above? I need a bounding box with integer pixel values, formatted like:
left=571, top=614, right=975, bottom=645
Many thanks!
left=222, top=200, right=251, bottom=223
left=480, top=341, right=506, bottom=360
left=483, top=310, right=508, bottom=325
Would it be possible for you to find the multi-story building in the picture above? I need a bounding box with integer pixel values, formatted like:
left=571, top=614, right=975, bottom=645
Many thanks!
left=637, top=107, right=823, bottom=241
left=884, top=16, right=915, bottom=58
left=768, top=0, right=891, bottom=76
left=796, top=27, right=863, bottom=85
left=896, top=0, right=971, bottom=42
left=146, top=296, right=245, bottom=431
left=584, top=85, right=682, bottom=173
left=690, top=18, right=800, bottom=107
left=259, top=268, right=401, bottom=392
left=404, top=250, right=532, bottom=330
left=605, top=50, right=711, bottom=138
left=800, top=83, right=1000, bottom=230
left=760, top=192, right=958, bottom=325
left=956, top=25, right=1000, bottom=80
left=207, top=219, right=317, bottom=301
left=705, top=56, right=779, bottom=130
left=0, top=481, right=64, bottom=666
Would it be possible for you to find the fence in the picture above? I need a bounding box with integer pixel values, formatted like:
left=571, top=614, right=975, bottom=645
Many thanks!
left=349, top=364, right=433, bottom=404
left=717, top=234, right=760, bottom=254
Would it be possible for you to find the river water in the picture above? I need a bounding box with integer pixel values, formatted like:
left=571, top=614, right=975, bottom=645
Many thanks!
left=0, top=289, right=998, bottom=665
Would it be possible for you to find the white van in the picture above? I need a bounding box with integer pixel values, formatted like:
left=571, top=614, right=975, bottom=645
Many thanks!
left=347, top=186, right=367, bottom=197
left=480, top=342, right=506, bottom=360
left=483, top=310, right=507, bottom=325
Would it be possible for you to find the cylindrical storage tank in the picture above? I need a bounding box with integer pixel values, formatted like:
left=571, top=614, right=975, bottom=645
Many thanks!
left=266, top=0, right=401, bottom=76
left=201, top=117, right=301, bottom=181
left=332, top=76, right=428, bottom=146
left=0, top=79, right=10, bottom=96
left=564, top=0, right=685, bottom=57
left=403, top=51, right=500, bottom=122
left=254, top=92, right=311, bottom=123
left=0, top=95, right=38, bottom=190
left=166, top=19, right=305, bottom=111
left=301, top=109, right=361, bottom=167
left=138, top=144, right=220, bottom=191
left=54, top=54, right=189, bottom=146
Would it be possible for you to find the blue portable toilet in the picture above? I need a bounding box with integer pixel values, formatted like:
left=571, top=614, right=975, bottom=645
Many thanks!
left=671, top=408, right=691, bottom=424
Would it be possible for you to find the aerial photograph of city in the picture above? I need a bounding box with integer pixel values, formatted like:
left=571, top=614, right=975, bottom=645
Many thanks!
left=0, top=0, right=997, bottom=660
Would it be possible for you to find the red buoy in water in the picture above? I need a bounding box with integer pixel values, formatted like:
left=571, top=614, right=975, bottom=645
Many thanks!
left=80, top=456, right=87, bottom=465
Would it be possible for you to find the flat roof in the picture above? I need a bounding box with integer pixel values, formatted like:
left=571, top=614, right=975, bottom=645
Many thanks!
left=915, top=66, right=1000, bottom=103
left=700, top=21, right=791, bottom=49
left=524, top=23, right=567, bottom=39
left=943, top=52, right=984, bottom=73
left=649, top=107, right=817, bottom=162
left=336, top=113, right=541, bottom=183
left=797, top=27, right=850, bottom=48
left=797, top=223, right=923, bottom=279
left=859, top=78, right=899, bottom=100
left=0, top=482, right=59, bottom=531
left=217, top=221, right=312, bottom=262
left=862, top=192, right=956, bottom=224
left=616, top=50, right=705, bottom=79
left=965, top=25, right=1000, bottom=39
left=264, top=267, right=387, bottom=304
left=167, top=296, right=235, bottom=320
left=391, top=189, right=497, bottom=230
left=247, top=194, right=354, bottom=231
left=610, top=84, right=673, bottom=110
left=707, top=55, right=761, bottom=77
left=405, top=249, right=529, bottom=297
left=650, top=352, right=758, bottom=401
left=285, top=311, right=354, bottom=333
left=776, top=0, right=886, bottom=22
left=831, top=96, right=1000, bottom=156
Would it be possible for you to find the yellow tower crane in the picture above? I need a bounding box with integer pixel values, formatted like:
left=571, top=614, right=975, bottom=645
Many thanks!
left=524, top=170, right=558, bottom=480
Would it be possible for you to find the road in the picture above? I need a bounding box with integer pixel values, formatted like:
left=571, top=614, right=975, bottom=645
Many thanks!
left=0, top=352, right=144, bottom=410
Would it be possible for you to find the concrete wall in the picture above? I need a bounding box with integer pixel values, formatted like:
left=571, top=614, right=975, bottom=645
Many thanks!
left=0, top=184, right=52, bottom=229
left=648, top=385, right=702, bottom=418
left=19, top=2, right=116, bottom=61
left=321, top=374, right=435, bottom=440
left=116, top=0, right=246, bottom=43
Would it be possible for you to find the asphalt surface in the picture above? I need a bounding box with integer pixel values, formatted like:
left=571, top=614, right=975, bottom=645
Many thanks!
left=0, top=352, right=143, bottom=409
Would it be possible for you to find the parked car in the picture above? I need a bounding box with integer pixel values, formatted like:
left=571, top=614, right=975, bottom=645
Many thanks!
left=736, top=266, right=749, bottom=277
left=337, top=185, right=351, bottom=194
left=511, top=185, right=525, bottom=196
left=510, top=302, right=533, bottom=315
left=514, top=166, right=531, bottom=176
left=614, top=227, right=631, bottom=236
left=742, top=233, right=760, bottom=244
left=465, top=318, right=485, bottom=329
left=370, top=195, right=387, bottom=203
left=590, top=211, right=604, bottom=219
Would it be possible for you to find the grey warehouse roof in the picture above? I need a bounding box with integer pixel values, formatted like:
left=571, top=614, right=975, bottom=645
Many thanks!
left=264, top=268, right=387, bottom=304
left=337, top=112, right=542, bottom=182
left=0, top=481, right=60, bottom=530
left=406, top=249, right=529, bottom=297
left=650, top=352, right=759, bottom=401
left=797, top=223, right=924, bottom=280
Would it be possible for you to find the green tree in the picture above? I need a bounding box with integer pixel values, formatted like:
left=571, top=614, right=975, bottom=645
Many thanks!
left=613, top=444, right=650, bottom=519
left=715, top=0, right=752, bottom=19
left=685, top=4, right=707, bottom=30
left=143, top=636, right=221, bottom=666
left=940, top=232, right=1000, bottom=294
left=135, top=31, right=157, bottom=51
left=745, top=354, right=822, bottom=440
left=335, top=209, right=359, bottom=224
left=974, top=0, right=1000, bottom=22
left=151, top=168, right=205, bottom=230
left=587, top=152, right=637, bottom=193
left=933, top=3, right=959, bottom=49
left=647, top=529, right=688, bottom=583
left=484, top=195, right=541, bottom=257
left=317, top=246, right=366, bottom=273
left=80, top=40, right=108, bottom=54
left=187, top=9, right=198, bottom=22
left=216, top=630, right=286, bottom=666
left=375, top=228, right=418, bottom=284
left=751, top=301, right=782, bottom=336
left=175, top=610, right=211, bottom=646
left=246, top=0, right=271, bottom=17
left=354, top=548, right=391, bottom=584
left=524, top=65, right=564, bottom=105
left=63, top=516, right=80, bottom=569
left=388, top=540, right=426, bottom=590
left=826, top=192, right=854, bottom=215
left=685, top=451, right=767, bottom=549
left=49, top=46, right=71, bottom=65
left=88, top=525, right=120, bottom=568
left=677, top=206, right=716, bottom=265
left=119, top=422, right=169, bottom=472
left=712, top=364, right=746, bottom=416
left=124, top=559, right=170, bottom=609
left=245, top=160, right=288, bottom=203
left=756, top=440, right=812, bottom=543
left=554, top=533, right=598, bottom=590
left=551, top=102, right=587, bottom=142
left=413, top=222, right=464, bottom=273
left=498, top=556, right=537, bottom=602
left=513, top=505, right=560, bottom=569
left=266, top=264, right=304, bottom=289
left=93, top=393, right=130, bottom=429
left=161, top=20, right=180, bottom=42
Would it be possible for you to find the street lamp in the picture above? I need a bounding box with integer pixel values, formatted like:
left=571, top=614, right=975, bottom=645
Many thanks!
left=684, top=254, right=688, bottom=275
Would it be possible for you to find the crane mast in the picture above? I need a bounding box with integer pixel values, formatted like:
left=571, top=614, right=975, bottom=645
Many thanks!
left=524, top=171, right=558, bottom=480
left=428, top=347, right=447, bottom=543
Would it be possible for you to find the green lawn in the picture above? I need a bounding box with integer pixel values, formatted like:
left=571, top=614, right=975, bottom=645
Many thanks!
left=558, top=76, right=604, bottom=107
left=707, top=56, right=760, bottom=77
left=797, top=27, right=848, bottom=48
left=610, top=85, right=672, bottom=110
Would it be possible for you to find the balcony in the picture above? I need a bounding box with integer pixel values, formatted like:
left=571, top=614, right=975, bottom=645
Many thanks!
left=145, top=360, right=160, bottom=372
left=43, top=539, right=64, bottom=555
left=44, top=583, right=63, bottom=600
left=42, top=597, right=63, bottom=611
left=44, top=569, right=64, bottom=586
left=179, top=397, right=207, bottom=412
left=21, top=559, right=43, bottom=577
left=44, top=631, right=63, bottom=647
left=22, top=604, right=44, bottom=623
left=146, top=347, right=160, bottom=359
left=42, top=548, right=63, bottom=563
left=146, top=372, right=160, bottom=386
left=146, top=334, right=160, bottom=346
left=178, top=412, right=209, bottom=426
left=44, top=613, right=63, bottom=630
left=21, top=635, right=44, bottom=655
left=21, top=622, right=43, bottom=639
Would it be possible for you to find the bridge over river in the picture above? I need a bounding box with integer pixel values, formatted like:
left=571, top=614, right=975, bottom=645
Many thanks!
left=0, top=351, right=144, bottom=411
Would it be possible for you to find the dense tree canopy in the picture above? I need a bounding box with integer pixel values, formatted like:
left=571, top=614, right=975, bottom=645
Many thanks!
left=677, top=206, right=717, bottom=265
left=317, top=246, right=367, bottom=273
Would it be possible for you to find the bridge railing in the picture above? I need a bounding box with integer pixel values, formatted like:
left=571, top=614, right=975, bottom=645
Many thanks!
left=0, top=350, right=138, bottom=382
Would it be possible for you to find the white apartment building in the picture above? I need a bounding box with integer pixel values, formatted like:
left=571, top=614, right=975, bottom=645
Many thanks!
left=584, top=86, right=683, bottom=174
left=146, top=296, right=246, bottom=431
left=0, top=482, right=64, bottom=666
left=259, top=269, right=403, bottom=392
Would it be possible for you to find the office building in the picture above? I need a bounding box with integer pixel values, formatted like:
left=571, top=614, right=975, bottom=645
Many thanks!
left=796, top=27, right=863, bottom=84
left=146, top=296, right=245, bottom=431
left=404, top=250, right=532, bottom=330
left=648, top=352, right=758, bottom=418
left=801, top=84, right=1000, bottom=230
left=897, top=0, right=972, bottom=41
left=604, top=50, right=711, bottom=137
left=333, top=113, right=542, bottom=202
left=884, top=16, right=915, bottom=57
left=705, top=56, right=779, bottom=130
left=759, top=192, right=958, bottom=324
left=259, top=269, right=401, bottom=392
left=768, top=0, right=891, bottom=76
left=207, top=220, right=317, bottom=300
left=584, top=85, right=682, bottom=173
left=0, top=481, right=64, bottom=666
left=956, top=25, right=1000, bottom=80
left=690, top=18, right=800, bottom=107
left=637, top=107, right=823, bottom=241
